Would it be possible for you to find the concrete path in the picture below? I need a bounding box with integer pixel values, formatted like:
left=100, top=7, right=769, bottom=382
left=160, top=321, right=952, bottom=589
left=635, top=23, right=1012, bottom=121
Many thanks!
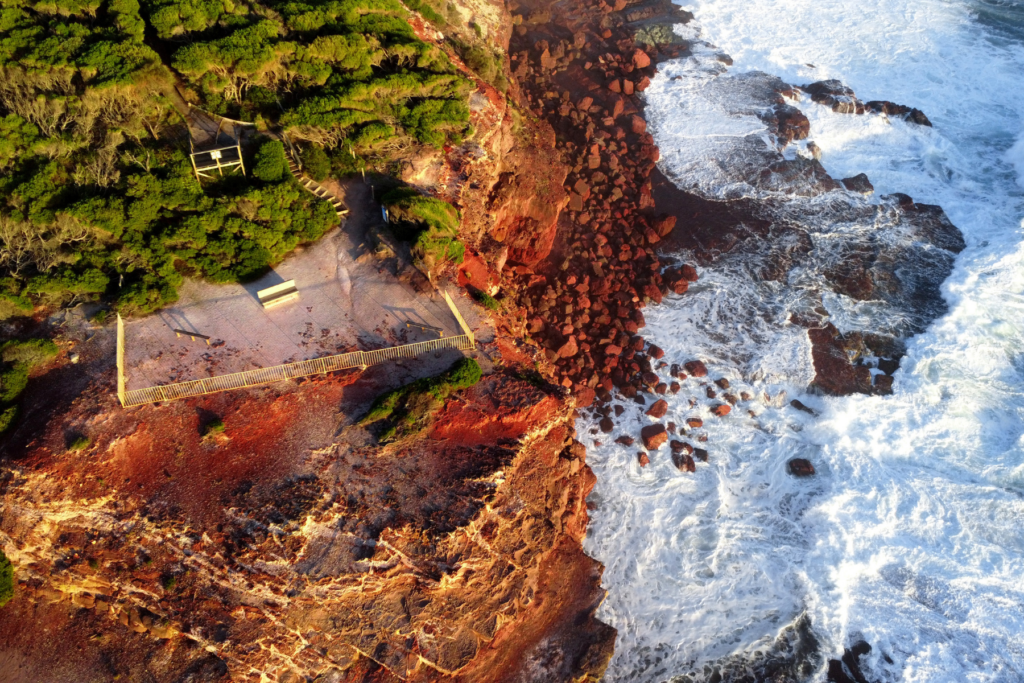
left=123, top=180, right=490, bottom=391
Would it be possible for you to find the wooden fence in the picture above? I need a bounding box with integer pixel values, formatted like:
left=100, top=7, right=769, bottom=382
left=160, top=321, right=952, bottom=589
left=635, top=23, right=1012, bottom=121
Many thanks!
left=118, top=334, right=474, bottom=408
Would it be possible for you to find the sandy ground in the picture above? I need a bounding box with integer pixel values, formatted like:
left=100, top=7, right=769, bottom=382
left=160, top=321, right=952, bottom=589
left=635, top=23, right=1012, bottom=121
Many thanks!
left=123, top=180, right=492, bottom=391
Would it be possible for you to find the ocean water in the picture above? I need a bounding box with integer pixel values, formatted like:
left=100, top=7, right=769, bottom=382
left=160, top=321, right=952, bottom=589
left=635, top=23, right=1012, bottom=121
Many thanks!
left=581, top=1, right=1024, bottom=681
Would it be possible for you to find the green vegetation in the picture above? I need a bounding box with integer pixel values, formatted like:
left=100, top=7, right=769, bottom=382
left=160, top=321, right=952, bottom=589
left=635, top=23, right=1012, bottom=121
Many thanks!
left=300, top=145, right=331, bottom=182
left=382, top=187, right=464, bottom=274
left=162, top=574, right=177, bottom=591
left=0, top=550, right=13, bottom=608
left=0, top=406, right=17, bottom=434
left=0, top=0, right=509, bottom=321
left=362, top=356, right=481, bottom=440
left=473, top=290, right=499, bottom=311
left=0, top=338, right=58, bottom=434
left=2, top=339, right=58, bottom=366
left=202, top=417, right=225, bottom=436
left=253, top=140, right=288, bottom=183
left=68, top=435, right=91, bottom=451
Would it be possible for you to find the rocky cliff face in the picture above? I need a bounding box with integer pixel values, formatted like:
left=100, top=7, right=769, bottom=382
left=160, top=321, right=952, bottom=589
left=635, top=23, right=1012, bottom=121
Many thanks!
left=0, top=364, right=613, bottom=681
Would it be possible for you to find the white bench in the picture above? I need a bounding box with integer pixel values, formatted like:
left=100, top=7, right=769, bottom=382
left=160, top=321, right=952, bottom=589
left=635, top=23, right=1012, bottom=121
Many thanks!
left=258, top=280, right=299, bottom=309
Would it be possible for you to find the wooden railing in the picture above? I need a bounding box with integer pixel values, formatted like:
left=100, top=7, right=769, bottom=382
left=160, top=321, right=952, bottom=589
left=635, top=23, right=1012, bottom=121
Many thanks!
left=119, top=334, right=474, bottom=407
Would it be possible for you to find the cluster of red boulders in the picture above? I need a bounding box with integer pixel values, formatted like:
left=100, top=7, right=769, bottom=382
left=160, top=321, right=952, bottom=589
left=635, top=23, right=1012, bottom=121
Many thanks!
left=508, top=16, right=698, bottom=402
left=591, top=358, right=748, bottom=473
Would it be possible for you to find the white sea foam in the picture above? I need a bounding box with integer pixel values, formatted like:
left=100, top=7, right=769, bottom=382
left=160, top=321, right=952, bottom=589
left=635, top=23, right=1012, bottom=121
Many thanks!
left=582, top=0, right=1024, bottom=681
left=1008, top=134, right=1024, bottom=188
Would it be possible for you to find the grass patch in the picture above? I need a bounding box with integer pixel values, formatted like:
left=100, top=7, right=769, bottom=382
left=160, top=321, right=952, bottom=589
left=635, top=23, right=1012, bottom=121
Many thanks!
left=0, top=337, right=60, bottom=433
left=0, top=405, right=17, bottom=434
left=68, top=435, right=90, bottom=451
left=382, top=187, right=464, bottom=275
left=202, top=417, right=225, bottom=437
left=361, top=357, right=481, bottom=441
left=473, top=290, right=499, bottom=311
left=0, top=550, right=13, bottom=608
left=1, top=339, right=58, bottom=367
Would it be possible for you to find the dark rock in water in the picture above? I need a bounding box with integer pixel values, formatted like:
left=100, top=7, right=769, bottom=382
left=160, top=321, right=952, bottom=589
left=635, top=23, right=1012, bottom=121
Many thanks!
left=886, top=192, right=916, bottom=207
left=670, top=440, right=692, bottom=454
left=803, top=79, right=861, bottom=113
left=684, top=360, right=708, bottom=377
left=828, top=640, right=874, bottom=683
left=646, top=399, right=668, bottom=418
left=686, top=417, right=703, bottom=428
left=694, top=448, right=708, bottom=462
left=637, top=452, right=650, bottom=467
left=615, top=435, right=634, bottom=446
left=902, top=202, right=966, bottom=253
left=773, top=103, right=811, bottom=145
left=865, top=100, right=933, bottom=127
left=760, top=157, right=841, bottom=195
left=673, top=452, right=696, bottom=472
left=613, top=404, right=625, bottom=417
left=710, top=404, right=732, bottom=417
left=790, top=399, right=818, bottom=416
left=715, top=378, right=731, bottom=389
left=808, top=325, right=875, bottom=396
left=907, top=108, right=932, bottom=126
left=788, top=458, right=816, bottom=476
left=641, top=424, right=667, bottom=450
left=599, top=416, right=614, bottom=433
left=842, top=173, right=874, bottom=195
left=873, top=374, right=894, bottom=394
left=877, top=357, right=900, bottom=375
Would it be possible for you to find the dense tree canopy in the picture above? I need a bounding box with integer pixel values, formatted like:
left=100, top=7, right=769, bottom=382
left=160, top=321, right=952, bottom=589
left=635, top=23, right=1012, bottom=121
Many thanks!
left=0, top=0, right=501, bottom=318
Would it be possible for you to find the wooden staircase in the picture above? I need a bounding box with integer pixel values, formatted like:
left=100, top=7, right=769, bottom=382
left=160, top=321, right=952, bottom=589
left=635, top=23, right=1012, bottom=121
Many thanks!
left=282, top=141, right=349, bottom=219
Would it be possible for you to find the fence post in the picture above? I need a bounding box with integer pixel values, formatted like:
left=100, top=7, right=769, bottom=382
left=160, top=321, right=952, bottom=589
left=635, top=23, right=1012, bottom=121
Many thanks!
left=116, top=314, right=126, bottom=407
left=442, top=290, right=475, bottom=347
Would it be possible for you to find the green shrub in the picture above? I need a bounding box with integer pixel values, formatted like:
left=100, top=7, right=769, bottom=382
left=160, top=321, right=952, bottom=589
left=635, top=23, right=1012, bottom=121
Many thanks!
left=300, top=145, right=331, bottom=181
left=253, top=140, right=288, bottom=183
left=0, top=293, right=32, bottom=321
left=202, top=417, right=225, bottom=436
left=0, top=365, right=29, bottom=404
left=361, top=357, right=480, bottom=439
left=0, top=406, right=17, bottom=434
left=474, top=291, right=499, bottom=311
left=68, top=435, right=91, bottom=451
left=1, top=339, right=59, bottom=368
left=0, top=550, right=13, bottom=608
left=382, top=187, right=464, bottom=269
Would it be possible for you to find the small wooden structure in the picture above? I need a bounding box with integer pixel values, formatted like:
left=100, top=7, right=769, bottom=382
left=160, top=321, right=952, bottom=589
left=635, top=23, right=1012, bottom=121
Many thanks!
left=189, top=115, right=245, bottom=181
left=405, top=321, right=444, bottom=337
left=258, top=280, right=299, bottom=309
left=173, top=329, right=211, bottom=345
left=190, top=142, right=244, bottom=180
